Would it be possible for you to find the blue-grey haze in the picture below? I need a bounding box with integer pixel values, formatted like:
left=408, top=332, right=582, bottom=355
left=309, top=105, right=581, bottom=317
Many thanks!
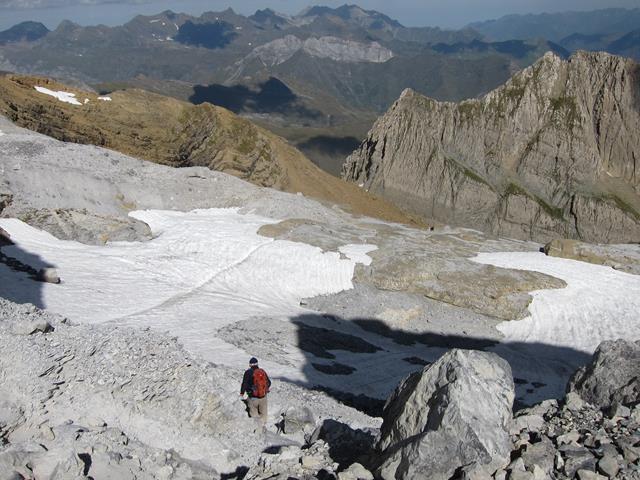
left=0, top=0, right=638, bottom=32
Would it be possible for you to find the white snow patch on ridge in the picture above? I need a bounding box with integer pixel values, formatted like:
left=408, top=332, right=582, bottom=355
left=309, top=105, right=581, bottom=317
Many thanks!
left=474, top=252, right=640, bottom=354
left=98, top=96, right=112, bottom=101
left=0, top=209, right=375, bottom=371
left=34, top=86, right=82, bottom=106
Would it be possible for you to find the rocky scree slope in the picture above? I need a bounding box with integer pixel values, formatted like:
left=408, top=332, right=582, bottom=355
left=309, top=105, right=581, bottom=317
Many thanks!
left=2, top=296, right=639, bottom=480
left=0, top=298, right=381, bottom=479
left=0, top=73, right=417, bottom=226
left=343, top=51, right=640, bottom=243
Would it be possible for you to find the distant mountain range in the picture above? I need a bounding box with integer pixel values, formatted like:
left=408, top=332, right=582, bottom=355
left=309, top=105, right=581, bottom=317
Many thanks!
left=469, top=8, right=640, bottom=62
left=469, top=8, right=640, bottom=42
left=0, top=5, right=638, bottom=176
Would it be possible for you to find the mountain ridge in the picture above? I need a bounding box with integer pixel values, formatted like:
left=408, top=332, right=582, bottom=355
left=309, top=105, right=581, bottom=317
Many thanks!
left=470, top=8, right=640, bottom=42
left=342, top=51, right=640, bottom=243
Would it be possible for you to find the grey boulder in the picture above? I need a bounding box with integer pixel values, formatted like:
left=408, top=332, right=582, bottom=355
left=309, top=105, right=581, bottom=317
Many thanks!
left=376, top=349, right=515, bottom=480
left=281, top=405, right=315, bottom=434
left=11, top=318, right=53, bottom=335
left=36, top=268, right=60, bottom=284
left=568, top=340, right=640, bottom=409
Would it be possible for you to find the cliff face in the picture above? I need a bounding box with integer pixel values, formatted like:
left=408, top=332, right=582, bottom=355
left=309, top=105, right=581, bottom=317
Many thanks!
left=343, top=51, right=640, bottom=243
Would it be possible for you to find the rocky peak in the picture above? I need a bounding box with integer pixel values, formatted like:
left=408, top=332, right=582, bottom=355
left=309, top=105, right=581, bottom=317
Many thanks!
left=249, top=8, right=290, bottom=26
left=343, top=51, right=640, bottom=243
left=0, top=21, right=49, bottom=45
left=299, top=4, right=402, bottom=30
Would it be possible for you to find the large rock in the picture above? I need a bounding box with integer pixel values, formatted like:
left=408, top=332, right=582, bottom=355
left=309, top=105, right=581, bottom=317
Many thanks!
left=544, top=239, right=640, bottom=275
left=0, top=187, right=11, bottom=214
left=343, top=51, right=640, bottom=243
left=568, top=340, right=640, bottom=408
left=17, top=208, right=152, bottom=245
left=376, top=349, right=515, bottom=479
left=0, top=226, right=11, bottom=246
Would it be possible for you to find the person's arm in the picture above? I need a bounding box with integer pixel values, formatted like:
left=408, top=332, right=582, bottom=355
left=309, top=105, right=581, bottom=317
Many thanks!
left=240, top=370, right=251, bottom=395
left=267, top=373, right=272, bottom=390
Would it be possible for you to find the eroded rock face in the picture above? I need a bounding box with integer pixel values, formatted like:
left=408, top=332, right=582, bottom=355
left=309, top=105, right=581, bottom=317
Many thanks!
left=375, top=349, right=515, bottom=480
left=343, top=51, right=640, bottom=244
left=0, top=188, right=11, bottom=214
left=243, top=35, right=394, bottom=67
left=568, top=340, right=640, bottom=409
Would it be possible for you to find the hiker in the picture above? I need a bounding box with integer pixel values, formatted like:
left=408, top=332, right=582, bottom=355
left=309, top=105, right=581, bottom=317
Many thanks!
left=240, top=357, right=271, bottom=426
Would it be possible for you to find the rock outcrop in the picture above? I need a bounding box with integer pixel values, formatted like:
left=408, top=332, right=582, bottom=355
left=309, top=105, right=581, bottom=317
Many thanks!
left=16, top=208, right=153, bottom=245
left=568, top=340, right=640, bottom=409
left=544, top=239, right=640, bottom=275
left=343, top=51, right=640, bottom=244
left=241, top=35, right=393, bottom=67
left=375, top=349, right=515, bottom=479
left=501, top=340, right=640, bottom=480
left=505, top=396, right=640, bottom=480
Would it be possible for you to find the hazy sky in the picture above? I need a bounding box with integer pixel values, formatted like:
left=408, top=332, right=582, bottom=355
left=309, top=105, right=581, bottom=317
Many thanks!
left=0, top=0, right=638, bottom=31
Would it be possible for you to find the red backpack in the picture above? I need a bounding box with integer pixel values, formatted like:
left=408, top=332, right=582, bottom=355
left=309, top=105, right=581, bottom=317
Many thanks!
left=252, top=368, right=269, bottom=398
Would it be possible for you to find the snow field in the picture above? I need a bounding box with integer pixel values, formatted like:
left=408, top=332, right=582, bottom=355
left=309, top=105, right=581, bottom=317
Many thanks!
left=474, top=251, right=640, bottom=403
left=474, top=252, right=640, bottom=355
left=0, top=209, right=376, bottom=381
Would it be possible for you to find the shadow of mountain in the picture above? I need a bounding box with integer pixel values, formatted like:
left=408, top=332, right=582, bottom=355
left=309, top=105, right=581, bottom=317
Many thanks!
left=297, top=135, right=361, bottom=176
left=174, top=20, right=238, bottom=49
left=189, top=77, right=323, bottom=119
left=281, top=312, right=591, bottom=417
left=298, top=136, right=361, bottom=157
left=0, top=238, right=50, bottom=309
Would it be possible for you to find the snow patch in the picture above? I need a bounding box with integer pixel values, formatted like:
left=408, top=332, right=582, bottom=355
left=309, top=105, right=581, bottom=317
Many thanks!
left=97, top=96, right=112, bottom=102
left=339, top=244, right=377, bottom=266
left=474, top=251, right=640, bottom=403
left=0, top=130, right=4, bottom=136
left=34, top=86, right=82, bottom=106
left=474, top=252, right=640, bottom=354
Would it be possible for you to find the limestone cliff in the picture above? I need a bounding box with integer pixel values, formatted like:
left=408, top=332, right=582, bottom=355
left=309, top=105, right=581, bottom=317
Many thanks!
left=342, top=51, right=640, bottom=243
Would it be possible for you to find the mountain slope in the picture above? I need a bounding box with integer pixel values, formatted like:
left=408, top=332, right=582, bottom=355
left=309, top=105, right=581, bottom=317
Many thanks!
left=0, top=73, right=418, bottom=225
left=342, top=51, right=640, bottom=243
